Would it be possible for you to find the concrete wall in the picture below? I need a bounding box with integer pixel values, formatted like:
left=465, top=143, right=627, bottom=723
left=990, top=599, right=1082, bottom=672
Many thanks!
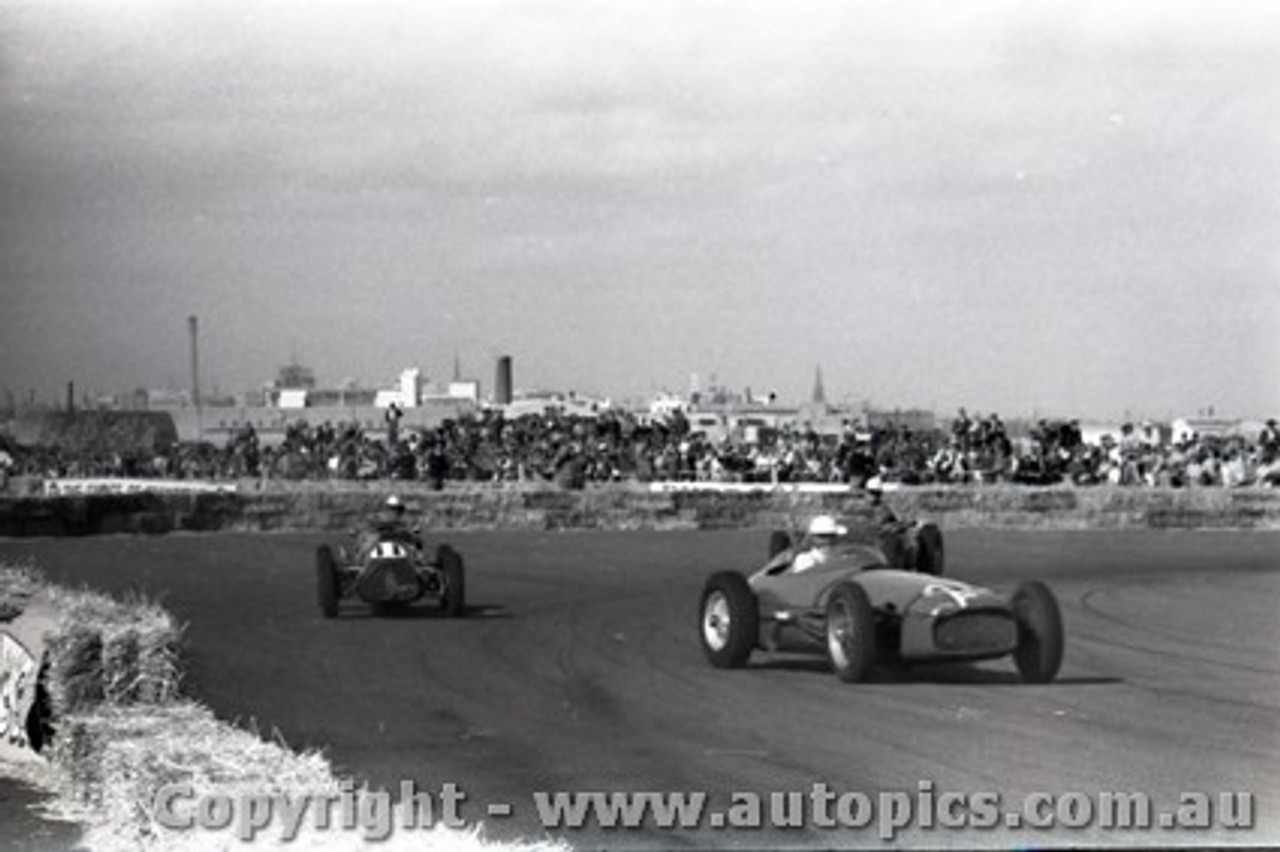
left=1, top=484, right=1279, bottom=537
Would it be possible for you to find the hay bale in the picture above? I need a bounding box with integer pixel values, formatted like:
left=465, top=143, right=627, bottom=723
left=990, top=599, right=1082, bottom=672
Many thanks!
left=47, top=702, right=342, bottom=849
left=101, top=629, right=141, bottom=703
left=45, top=702, right=568, bottom=852
left=17, top=572, right=563, bottom=852
left=41, top=588, right=183, bottom=715
left=44, top=623, right=106, bottom=715
left=0, top=561, right=43, bottom=621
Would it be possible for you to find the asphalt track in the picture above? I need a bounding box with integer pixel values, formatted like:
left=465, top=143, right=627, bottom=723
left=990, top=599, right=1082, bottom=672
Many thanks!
left=1, top=528, right=1278, bottom=849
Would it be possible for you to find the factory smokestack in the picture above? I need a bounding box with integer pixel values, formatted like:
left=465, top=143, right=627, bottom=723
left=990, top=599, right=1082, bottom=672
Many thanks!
left=495, top=355, right=513, bottom=406
left=189, top=315, right=203, bottom=438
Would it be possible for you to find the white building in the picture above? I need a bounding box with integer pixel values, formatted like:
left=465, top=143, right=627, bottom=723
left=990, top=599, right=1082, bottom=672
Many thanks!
left=1171, top=416, right=1242, bottom=444
left=277, top=389, right=308, bottom=409
left=374, top=368, right=423, bottom=409
left=649, top=392, right=688, bottom=419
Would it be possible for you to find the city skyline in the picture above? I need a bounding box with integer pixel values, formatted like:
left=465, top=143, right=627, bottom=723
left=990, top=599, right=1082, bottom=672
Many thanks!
left=2, top=1, right=1277, bottom=423
left=0, top=340, right=1255, bottom=427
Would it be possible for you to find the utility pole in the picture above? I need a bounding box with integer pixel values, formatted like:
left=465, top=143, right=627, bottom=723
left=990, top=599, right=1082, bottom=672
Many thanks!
left=189, top=315, right=203, bottom=440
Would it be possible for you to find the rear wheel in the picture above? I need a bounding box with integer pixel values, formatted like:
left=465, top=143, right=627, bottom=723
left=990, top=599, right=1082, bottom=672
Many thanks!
left=316, top=545, right=339, bottom=619
left=438, top=544, right=466, bottom=618
left=1012, top=581, right=1064, bottom=683
left=878, top=528, right=908, bottom=571
left=826, top=582, right=876, bottom=682
left=699, top=572, right=758, bottom=668
left=914, top=522, right=945, bottom=576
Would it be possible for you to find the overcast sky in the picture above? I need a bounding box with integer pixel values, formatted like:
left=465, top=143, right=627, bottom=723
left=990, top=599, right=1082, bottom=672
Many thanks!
left=2, top=0, right=1277, bottom=420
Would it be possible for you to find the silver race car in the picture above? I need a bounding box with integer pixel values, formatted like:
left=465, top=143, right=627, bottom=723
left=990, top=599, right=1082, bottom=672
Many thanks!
left=699, top=515, right=1064, bottom=683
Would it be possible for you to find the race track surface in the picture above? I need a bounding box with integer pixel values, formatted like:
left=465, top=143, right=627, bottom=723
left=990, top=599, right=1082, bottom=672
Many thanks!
left=2, top=529, right=1277, bottom=849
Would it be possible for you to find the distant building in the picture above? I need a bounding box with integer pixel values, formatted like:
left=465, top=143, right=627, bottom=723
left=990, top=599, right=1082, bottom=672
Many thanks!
left=277, top=389, right=309, bottom=409
left=649, top=392, right=688, bottom=419
left=373, top=368, right=423, bottom=409
left=863, top=407, right=936, bottom=433
left=446, top=381, right=480, bottom=404
left=144, top=388, right=194, bottom=409
left=500, top=390, right=609, bottom=419
left=276, top=362, right=316, bottom=390
left=1171, top=416, right=1243, bottom=444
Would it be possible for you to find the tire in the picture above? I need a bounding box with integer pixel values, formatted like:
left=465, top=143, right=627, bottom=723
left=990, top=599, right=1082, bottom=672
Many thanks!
left=25, top=670, right=53, bottom=754
left=825, top=582, right=876, bottom=683
left=699, top=572, right=758, bottom=669
left=878, top=529, right=908, bottom=571
left=914, top=522, right=945, bottom=576
left=768, top=530, right=792, bottom=560
left=1012, top=581, right=1064, bottom=684
left=316, top=545, right=339, bottom=619
left=437, top=544, right=466, bottom=618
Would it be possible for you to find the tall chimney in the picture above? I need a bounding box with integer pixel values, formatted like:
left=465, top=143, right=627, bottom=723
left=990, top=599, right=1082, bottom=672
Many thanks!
left=67, top=381, right=75, bottom=413
left=495, top=355, right=513, bottom=406
left=189, top=315, right=203, bottom=439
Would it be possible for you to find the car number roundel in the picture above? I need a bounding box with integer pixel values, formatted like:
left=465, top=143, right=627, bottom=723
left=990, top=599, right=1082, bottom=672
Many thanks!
left=370, top=541, right=409, bottom=560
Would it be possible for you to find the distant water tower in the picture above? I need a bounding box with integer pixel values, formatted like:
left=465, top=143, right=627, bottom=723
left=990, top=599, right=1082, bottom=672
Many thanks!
left=495, top=355, right=513, bottom=405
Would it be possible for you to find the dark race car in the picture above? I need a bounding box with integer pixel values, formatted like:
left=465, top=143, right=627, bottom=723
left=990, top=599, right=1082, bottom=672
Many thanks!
left=699, top=517, right=1063, bottom=683
left=315, top=530, right=466, bottom=619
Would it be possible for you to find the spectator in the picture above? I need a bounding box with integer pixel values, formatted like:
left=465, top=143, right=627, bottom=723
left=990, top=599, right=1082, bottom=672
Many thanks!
left=385, top=403, right=403, bottom=446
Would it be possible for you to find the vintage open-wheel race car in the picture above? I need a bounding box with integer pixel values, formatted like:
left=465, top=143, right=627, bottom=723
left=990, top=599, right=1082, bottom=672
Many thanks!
left=700, top=516, right=1063, bottom=684
left=316, top=531, right=466, bottom=618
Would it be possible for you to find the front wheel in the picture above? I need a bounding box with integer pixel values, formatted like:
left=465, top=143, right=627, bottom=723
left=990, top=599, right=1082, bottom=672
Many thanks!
left=316, top=545, right=339, bottom=619
left=825, top=582, right=876, bottom=682
left=699, top=572, right=758, bottom=669
left=1012, top=581, right=1064, bottom=683
left=437, top=544, right=466, bottom=618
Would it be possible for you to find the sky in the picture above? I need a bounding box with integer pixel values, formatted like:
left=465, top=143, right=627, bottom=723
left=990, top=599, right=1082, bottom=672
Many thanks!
left=1, top=0, right=1277, bottom=422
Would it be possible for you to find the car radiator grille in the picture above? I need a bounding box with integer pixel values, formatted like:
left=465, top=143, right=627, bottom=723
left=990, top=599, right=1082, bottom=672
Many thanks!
left=933, top=610, right=1017, bottom=653
left=358, top=561, right=419, bottom=599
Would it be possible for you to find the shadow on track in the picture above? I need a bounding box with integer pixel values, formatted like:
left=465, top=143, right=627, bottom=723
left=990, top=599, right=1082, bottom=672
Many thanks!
left=750, top=656, right=1123, bottom=686
left=330, top=603, right=512, bottom=621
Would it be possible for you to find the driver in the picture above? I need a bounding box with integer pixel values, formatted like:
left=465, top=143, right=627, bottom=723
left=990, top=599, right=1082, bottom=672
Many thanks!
left=865, top=476, right=901, bottom=528
left=792, top=515, right=846, bottom=572
left=361, top=495, right=423, bottom=553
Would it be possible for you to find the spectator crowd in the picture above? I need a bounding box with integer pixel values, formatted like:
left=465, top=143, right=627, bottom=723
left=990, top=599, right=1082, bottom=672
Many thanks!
left=2, top=408, right=1279, bottom=491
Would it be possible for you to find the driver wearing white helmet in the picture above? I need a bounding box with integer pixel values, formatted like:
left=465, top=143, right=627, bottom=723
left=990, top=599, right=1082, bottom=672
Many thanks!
left=360, top=494, right=423, bottom=554
left=864, top=476, right=901, bottom=528
left=792, top=515, right=847, bottom=573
